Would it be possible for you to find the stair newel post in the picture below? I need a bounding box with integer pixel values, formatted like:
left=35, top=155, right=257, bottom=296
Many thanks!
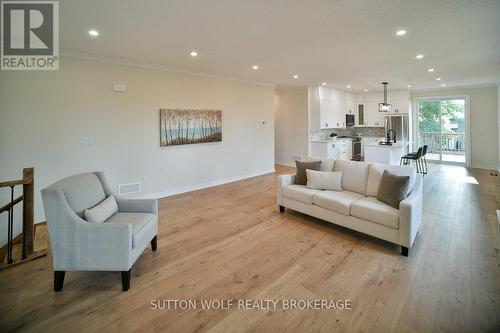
left=22, top=168, right=34, bottom=259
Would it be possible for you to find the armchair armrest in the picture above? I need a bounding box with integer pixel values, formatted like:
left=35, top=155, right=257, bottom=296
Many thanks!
left=276, top=173, right=295, bottom=205
left=116, top=197, right=157, bottom=214
left=399, top=174, right=423, bottom=248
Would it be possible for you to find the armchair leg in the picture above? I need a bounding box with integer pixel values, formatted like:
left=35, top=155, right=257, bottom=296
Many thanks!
left=151, top=235, right=157, bottom=251
left=401, top=246, right=409, bottom=257
left=279, top=205, right=285, bottom=213
left=54, top=271, right=65, bottom=291
left=121, top=269, right=131, bottom=291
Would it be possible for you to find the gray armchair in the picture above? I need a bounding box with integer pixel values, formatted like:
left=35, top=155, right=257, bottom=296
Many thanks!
left=41, top=172, right=158, bottom=291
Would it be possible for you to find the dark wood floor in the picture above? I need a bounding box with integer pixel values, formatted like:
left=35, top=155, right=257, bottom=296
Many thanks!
left=0, top=164, right=499, bottom=332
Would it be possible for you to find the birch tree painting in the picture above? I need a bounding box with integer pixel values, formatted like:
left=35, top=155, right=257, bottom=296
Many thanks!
left=160, top=109, right=222, bottom=146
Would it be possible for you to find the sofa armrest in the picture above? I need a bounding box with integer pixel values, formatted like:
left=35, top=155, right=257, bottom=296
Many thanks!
left=276, top=174, right=295, bottom=205
left=398, top=174, right=423, bottom=248
left=116, top=197, right=157, bottom=214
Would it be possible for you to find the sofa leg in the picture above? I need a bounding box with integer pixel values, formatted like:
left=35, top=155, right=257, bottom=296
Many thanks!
left=121, top=269, right=131, bottom=291
left=151, top=235, right=158, bottom=251
left=279, top=205, right=285, bottom=213
left=54, top=271, right=65, bottom=291
left=401, top=246, right=409, bottom=257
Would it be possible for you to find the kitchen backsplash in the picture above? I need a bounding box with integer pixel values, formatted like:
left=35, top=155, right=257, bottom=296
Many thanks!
left=310, top=127, right=385, bottom=140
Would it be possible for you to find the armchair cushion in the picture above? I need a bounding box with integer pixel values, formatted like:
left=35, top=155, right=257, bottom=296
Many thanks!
left=105, top=212, right=155, bottom=248
left=84, top=195, right=118, bottom=223
left=59, top=173, right=107, bottom=218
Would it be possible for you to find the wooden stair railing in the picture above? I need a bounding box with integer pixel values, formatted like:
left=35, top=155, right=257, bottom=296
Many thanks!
left=0, top=168, right=44, bottom=268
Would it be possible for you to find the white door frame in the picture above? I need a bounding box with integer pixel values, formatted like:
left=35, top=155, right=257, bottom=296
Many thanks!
left=412, top=95, right=470, bottom=167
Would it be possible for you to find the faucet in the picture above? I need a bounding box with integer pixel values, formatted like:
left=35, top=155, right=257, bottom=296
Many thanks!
left=386, top=129, right=397, bottom=143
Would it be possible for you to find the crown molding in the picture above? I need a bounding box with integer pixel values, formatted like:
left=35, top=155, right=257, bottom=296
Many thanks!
left=60, top=50, right=276, bottom=88
left=410, top=82, right=497, bottom=92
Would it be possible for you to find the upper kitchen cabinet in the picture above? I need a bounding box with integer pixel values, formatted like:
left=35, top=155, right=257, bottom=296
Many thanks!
left=309, top=86, right=348, bottom=129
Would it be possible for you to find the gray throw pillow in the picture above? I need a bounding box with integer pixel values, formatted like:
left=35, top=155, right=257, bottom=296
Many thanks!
left=376, top=170, right=411, bottom=209
left=295, top=160, right=322, bottom=185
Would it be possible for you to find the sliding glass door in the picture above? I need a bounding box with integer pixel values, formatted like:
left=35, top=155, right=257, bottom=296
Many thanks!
left=417, top=97, right=467, bottom=165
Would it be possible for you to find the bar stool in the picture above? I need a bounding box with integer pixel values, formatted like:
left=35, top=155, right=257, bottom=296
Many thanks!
left=403, top=145, right=428, bottom=174
left=401, top=147, right=424, bottom=174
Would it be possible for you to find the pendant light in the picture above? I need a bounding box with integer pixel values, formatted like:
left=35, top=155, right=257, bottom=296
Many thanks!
left=378, top=82, right=392, bottom=112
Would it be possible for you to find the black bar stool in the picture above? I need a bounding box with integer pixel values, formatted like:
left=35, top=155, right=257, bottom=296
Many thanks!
left=401, top=147, right=424, bottom=174
left=402, top=145, right=428, bottom=174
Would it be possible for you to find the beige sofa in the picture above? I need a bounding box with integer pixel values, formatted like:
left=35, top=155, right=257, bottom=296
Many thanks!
left=277, top=159, right=423, bottom=256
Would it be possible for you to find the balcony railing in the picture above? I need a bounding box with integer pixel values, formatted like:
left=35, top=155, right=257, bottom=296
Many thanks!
left=418, top=132, right=465, bottom=155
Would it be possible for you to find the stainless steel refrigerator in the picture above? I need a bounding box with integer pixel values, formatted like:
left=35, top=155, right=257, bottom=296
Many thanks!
left=385, top=114, right=410, bottom=153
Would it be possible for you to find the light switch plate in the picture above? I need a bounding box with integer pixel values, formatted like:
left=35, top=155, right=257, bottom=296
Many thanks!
left=112, top=83, right=127, bottom=92
left=83, top=137, right=94, bottom=145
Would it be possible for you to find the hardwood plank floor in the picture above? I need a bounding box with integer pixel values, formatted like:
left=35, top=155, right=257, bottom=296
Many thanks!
left=0, top=164, right=499, bottom=332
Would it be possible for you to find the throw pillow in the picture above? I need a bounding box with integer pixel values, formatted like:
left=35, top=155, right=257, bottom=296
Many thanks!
left=295, top=160, right=322, bottom=185
left=306, top=169, right=343, bottom=191
left=84, top=195, right=118, bottom=223
left=376, top=170, right=411, bottom=209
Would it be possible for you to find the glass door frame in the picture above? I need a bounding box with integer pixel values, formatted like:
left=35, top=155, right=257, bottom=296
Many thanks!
left=413, top=95, right=470, bottom=167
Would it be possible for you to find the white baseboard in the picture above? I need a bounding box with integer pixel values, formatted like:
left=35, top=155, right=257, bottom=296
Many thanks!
left=275, top=160, right=295, bottom=167
left=135, top=167, right=276, bottom=199
left=470, top=163, right=497, bottom=171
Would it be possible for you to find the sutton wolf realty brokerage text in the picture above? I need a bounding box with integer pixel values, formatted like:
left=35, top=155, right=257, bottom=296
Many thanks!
left=151, top=299, right=352, bottom=311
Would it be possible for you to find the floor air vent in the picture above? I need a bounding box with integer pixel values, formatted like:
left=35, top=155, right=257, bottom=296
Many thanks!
left=119, top=182, right=141, bottom=195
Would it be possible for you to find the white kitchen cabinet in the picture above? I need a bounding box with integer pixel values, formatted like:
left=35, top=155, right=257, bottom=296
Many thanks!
left=333, top=139, right=352, bottom=160
left=356, top=104, right=367, bottom=126
left=320, top=98, right=345, bottom=129
left=309, top=141, right=339, bottom=159
left=388, top=99, right=410, bottom=114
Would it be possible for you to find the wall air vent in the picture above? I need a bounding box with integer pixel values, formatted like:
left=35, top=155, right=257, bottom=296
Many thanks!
left=118, top=182, right=141, bottom=195
left=291, top=154, right=303, bottom=163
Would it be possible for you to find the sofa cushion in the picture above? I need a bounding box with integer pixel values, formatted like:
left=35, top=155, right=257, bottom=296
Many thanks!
left=84, top=195, right=118, bottom=223
left=305, top=156, right=335, bottom=172
left=366, top=163, right=416, bottom=197
left=306, top=170, right=342, bottom=191
left=351, top=197, right=399, bottom=229
left=283, top=185, right=323, bottom=204
left=377, top=170, right=411, bottom=209
left=312, top=190, right=364, bottom=215
left=105, top=212, right=155, bottom=248
left=334, top=160, right=370, bottom=195
left=295, top=160, right=322, bottom=185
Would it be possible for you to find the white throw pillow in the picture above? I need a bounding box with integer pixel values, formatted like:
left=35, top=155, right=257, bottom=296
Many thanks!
left=306, top=169, right=343, bottom=191
left=84, top=195, right=118, bottom=223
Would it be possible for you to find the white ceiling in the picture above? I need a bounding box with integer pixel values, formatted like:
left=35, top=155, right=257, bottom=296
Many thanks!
left=60, top=0, right=500, bottom=91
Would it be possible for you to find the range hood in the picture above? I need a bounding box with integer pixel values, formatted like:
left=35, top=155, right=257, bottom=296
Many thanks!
left=378, top=82, right=392, bottom=112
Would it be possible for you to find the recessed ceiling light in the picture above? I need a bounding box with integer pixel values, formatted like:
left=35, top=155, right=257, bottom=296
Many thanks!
left=416, top=54, right=424, bottom=59
left=364, top=89, right=368, bottom=92
left=88, top=30, right=99, bottom=37
left=190, top=51, right=198, bottom=57
left=322, top=82, right=327, bottom=86
left=293, top=75, right=299, bottom=79
left=428, top=68, right=435, bottom=72
left=396, top=30, right=407, bottom=36
left=407, top=85, right=412, bottom=88
left=252, top=65, right=259, bottom=70
left=441, top=83, right=446, bottom=87
left=346, top=85, right=351, bottom=89
left=436, top=77, right=441, bottom=81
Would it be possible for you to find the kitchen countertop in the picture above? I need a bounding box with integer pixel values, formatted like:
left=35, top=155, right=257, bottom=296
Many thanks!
left=310, top=138, right=354, bottom=143
left=364, top=142, right=409, bottom=147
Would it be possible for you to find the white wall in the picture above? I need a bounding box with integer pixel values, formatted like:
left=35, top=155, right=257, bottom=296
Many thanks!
left=498, top=84, right=500, bottom=171
left=0, top=57, right=275, bottom=244
left=274, top=87, right=309, bottom=166
left=411, top=86, right=498, bottom=169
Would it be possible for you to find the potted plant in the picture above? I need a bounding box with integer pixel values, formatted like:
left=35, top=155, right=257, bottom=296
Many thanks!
left=329, top=132, right=338, bottom=140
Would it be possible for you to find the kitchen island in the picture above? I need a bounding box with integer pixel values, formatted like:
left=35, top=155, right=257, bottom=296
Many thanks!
left=364, top=142, right=409, bottom=165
